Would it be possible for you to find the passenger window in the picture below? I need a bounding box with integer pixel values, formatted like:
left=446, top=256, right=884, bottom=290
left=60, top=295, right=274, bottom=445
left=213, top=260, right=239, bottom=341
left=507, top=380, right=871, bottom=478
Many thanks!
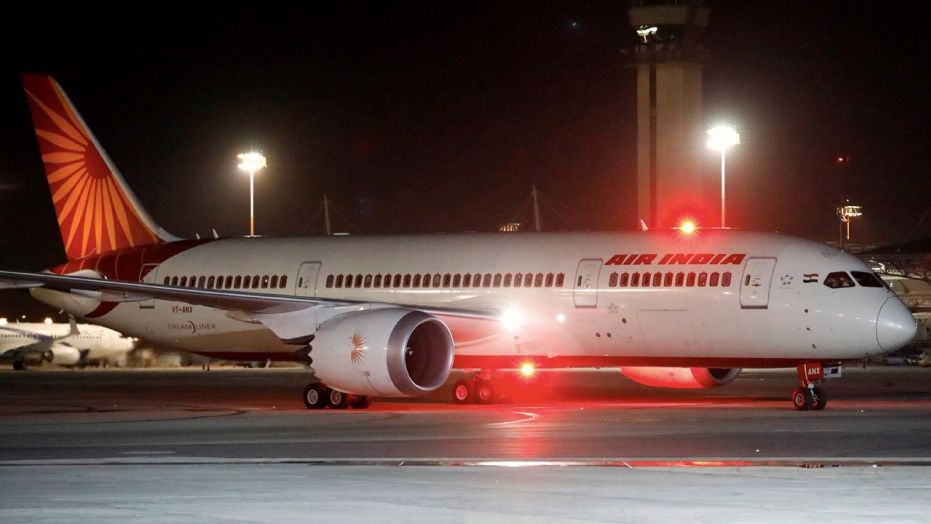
left=261, top=275, right=270, bottom=289
left=851, top=271, right=884, bottom=288
left=545, top=273, right=554, bottom=287
left=609, top=272, right=618, bottom=287
left=207, top=276, right=215, bottom=288
left=172, top=276, right=179, bottom=286
left=225, top=276, right=233, bottom=288
left=525, top=273, right=534, bottom=287
left=483, top=274, right=493, bottom=288
left=462, top=274, right=471, bottom=287
left=709, top=272, right=719, bottom=287
left=534, top=273, right=543, bottom=287
left=374, top=274, right=383, bottom=288
left=503, top=273, right=512, bottom=287
left=443, top=273, right=451, bottom=287
left=268, top=275, right=277, bottom=288
left=823, top=271, right=855, bottom=289
left=453, top=273, right=462, bottom=287
left=494, top=274, right=502, bottom=287
left=631, top=272, right=640, bottom=287
left=420, top=274, right=429, bottom=288
left=251, top=275, right=260, bottom=289
left=364, top=274, right=372, bottom=288
left=698, top=272, right=707, bottom=287
left=413, top=274, right=422, bottom=287
left=433, top=274, right=441, bottom=288
left=354, top=275, right=363, bottom=288
left=393, top=274, right=402, bottom=287
left=722, top=272, right=732, bottom=287
left=620, top=273, right=629, bottom=287
left=198, top=276, right=206, bottom=288
left=233, top=276, right=241, bottom=288
left=652, top=272, right=662, bottom=287
left=334, top=275, right=343, bottom=288
left=663, top=272, right=672, bottom=287
left=675, top=272, right=684, bottom=287
left=163, top=276, right=170, bottom=285
left=686, top=273, right=695, bottom=287
left=556, top=273, right=565, bottom=287
left=514, top=273, right=523, bottom=287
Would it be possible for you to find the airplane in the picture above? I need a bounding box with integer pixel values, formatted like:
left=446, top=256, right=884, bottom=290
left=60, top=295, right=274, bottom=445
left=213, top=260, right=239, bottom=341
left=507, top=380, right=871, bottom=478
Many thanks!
left=0, top=73, right=917, bottom=410
left=0, top=316, right=135, bottom=369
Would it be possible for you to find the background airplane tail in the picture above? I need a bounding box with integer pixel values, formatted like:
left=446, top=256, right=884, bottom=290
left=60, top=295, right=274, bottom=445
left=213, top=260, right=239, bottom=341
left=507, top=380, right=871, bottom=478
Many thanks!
left=20, top=73, right=177, bottom=261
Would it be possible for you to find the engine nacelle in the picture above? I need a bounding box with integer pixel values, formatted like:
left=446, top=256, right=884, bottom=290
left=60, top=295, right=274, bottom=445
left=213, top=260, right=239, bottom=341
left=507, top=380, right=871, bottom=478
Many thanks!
left=620, top=367, right=741, bottom=389
left=48, top=344, right=81, bottom=366
left=311, top=308, right=454, bottom=397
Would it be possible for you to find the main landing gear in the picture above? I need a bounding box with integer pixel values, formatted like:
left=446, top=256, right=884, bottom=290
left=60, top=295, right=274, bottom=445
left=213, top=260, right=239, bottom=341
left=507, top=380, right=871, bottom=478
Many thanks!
left=453, top=369, right=532, bottom=404
left=302, top=383, right=371, bottom=410
left=792, top=362, right=841, bottom=411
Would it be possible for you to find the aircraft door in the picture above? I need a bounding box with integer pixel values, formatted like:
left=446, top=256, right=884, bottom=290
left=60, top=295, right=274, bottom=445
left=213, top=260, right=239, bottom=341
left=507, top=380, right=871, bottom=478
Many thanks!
left=138, top=263, right=159, bottom=309
left=739, top=257, right=777, bottom=309
left=573, top=259, right=602, bottom=308
left=296, top=262, right=322, bottom=297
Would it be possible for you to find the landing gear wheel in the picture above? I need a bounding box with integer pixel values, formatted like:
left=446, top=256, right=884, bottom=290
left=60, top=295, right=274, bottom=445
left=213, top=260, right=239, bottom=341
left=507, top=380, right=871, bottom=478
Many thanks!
left=12, top=361, right=26, bottom=371
left=453, top=379, right=473, bottom=404
left=792, top=387, right=812, bottom=411
left=303, top=383, right=328, bottom=409
left=327, top=388, right=351, bottom=409
left=811, top=387, right=828, bottom=411
left=350, top=395, right=372, bottom=409
left=475, top=379, right=494, bottom=404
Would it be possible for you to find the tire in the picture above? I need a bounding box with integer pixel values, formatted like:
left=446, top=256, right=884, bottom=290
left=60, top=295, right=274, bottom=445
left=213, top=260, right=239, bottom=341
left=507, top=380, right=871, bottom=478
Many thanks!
left=303, top=383, right=328, bottom=409
left=811, top=387, right=828, bottom=411
left=350, top=395, right=372, bottom=409
left=792, top=387, right=811, bottom=411
left=327, top=388, right=351, bottom=409
left=452, top=379, right=473, bottom=404
left=475, top=379, right=494, bottom=404
left=12, top=361, right=26, bottom=371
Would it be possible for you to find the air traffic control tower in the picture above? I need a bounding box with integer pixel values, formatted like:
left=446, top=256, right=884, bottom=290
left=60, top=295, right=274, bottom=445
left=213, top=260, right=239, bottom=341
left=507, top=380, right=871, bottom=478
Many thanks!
left=629, top=1, right=710, bottom=228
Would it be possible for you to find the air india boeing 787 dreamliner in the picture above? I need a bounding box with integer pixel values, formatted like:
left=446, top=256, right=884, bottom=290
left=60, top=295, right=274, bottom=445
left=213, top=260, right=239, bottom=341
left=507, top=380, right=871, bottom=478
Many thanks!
left=0, top=74, right=916, bottom=410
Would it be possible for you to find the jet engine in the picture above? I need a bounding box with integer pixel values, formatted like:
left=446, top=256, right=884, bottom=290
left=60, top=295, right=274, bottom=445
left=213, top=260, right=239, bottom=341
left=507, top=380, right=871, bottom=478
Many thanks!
left=311, top=308, right=454, bottom=397
left=48, top=344, right=82, bottom=366
left=620, top=367, right=741, bottom=389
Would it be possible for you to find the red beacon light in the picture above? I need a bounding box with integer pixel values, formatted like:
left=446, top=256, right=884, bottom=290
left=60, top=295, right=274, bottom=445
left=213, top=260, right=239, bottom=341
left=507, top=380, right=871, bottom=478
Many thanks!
left=677, top=219, right=697, bottom=235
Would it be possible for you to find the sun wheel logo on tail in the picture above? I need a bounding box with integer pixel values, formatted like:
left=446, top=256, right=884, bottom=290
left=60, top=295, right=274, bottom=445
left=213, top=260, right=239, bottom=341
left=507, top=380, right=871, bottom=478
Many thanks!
left=21, top=74, right=162, bottom=260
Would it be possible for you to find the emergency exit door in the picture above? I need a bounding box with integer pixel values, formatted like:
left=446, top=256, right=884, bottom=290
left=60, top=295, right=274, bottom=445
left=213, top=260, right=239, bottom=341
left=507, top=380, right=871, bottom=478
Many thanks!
left=740, top=257, right=777, bottom=309
left=573, top=259, right=602, bottom=308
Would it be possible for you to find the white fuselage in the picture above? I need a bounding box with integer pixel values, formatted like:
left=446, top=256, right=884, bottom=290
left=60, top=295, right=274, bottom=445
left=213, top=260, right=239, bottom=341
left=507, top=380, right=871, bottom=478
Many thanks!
left=30, top=230, right=912, bottom=368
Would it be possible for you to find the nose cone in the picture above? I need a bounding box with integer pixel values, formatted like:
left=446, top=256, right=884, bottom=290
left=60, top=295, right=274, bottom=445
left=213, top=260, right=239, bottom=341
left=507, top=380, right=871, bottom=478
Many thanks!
left=876, top=298, right=917, bottom=352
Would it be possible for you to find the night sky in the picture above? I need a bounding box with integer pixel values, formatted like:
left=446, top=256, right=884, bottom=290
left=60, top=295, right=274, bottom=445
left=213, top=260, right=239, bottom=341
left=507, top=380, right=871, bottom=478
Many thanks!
left=1, top=1, right=929, bottom=317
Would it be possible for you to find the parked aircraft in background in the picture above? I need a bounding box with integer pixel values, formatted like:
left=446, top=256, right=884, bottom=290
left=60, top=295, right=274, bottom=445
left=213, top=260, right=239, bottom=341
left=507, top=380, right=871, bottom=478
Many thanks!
left=0, top=74, right=917, bottom=410
left=0, top=317, right=135, bottom=369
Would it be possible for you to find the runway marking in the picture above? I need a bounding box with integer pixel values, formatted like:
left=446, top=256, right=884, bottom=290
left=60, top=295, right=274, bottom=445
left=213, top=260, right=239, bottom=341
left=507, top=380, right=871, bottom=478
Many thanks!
left=486, top=411, right=541, bottom=427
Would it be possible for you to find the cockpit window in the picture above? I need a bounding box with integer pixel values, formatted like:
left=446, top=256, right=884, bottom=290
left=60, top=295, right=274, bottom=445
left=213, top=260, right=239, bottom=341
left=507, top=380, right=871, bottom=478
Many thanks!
left=851, top=271, right=885, bottom=288
left=823, top=271, right=855, bottom=289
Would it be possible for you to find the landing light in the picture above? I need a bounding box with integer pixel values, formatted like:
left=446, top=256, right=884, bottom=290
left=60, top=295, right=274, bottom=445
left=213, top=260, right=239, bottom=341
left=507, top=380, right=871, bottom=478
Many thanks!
left=519, top=362, right=536, bottom=378
left=43, top=317, right=53, bottom=325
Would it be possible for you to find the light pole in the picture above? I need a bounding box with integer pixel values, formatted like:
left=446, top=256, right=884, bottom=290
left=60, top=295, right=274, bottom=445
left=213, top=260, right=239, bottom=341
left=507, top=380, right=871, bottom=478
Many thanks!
left=237, top=152, right=266, bottom=237
left=706, top=125, right=740, bottom=228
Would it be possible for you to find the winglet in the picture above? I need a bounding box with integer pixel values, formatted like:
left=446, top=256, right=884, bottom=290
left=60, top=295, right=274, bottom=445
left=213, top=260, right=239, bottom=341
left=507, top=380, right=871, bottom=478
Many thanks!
left=67, top=314, right=80, bottom=336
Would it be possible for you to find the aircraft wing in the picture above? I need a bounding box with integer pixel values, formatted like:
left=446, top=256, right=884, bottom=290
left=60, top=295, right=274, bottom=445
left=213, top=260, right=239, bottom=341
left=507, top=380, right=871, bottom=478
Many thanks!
left=0, top=270, right=500, bottom=320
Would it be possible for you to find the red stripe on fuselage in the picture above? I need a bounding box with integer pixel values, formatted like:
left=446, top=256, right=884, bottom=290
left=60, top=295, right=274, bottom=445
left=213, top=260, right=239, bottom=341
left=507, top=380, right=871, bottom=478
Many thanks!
left=49, top=239, right=213, bottom=281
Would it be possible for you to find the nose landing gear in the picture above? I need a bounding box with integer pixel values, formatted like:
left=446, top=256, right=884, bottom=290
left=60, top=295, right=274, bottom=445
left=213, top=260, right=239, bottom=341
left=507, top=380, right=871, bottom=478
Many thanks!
left=792, top=362, right=841, bottom=411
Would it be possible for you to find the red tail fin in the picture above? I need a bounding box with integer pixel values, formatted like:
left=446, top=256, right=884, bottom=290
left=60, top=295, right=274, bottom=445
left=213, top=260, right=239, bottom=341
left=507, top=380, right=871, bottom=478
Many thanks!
left=21, top=73, right=175, bottom=261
